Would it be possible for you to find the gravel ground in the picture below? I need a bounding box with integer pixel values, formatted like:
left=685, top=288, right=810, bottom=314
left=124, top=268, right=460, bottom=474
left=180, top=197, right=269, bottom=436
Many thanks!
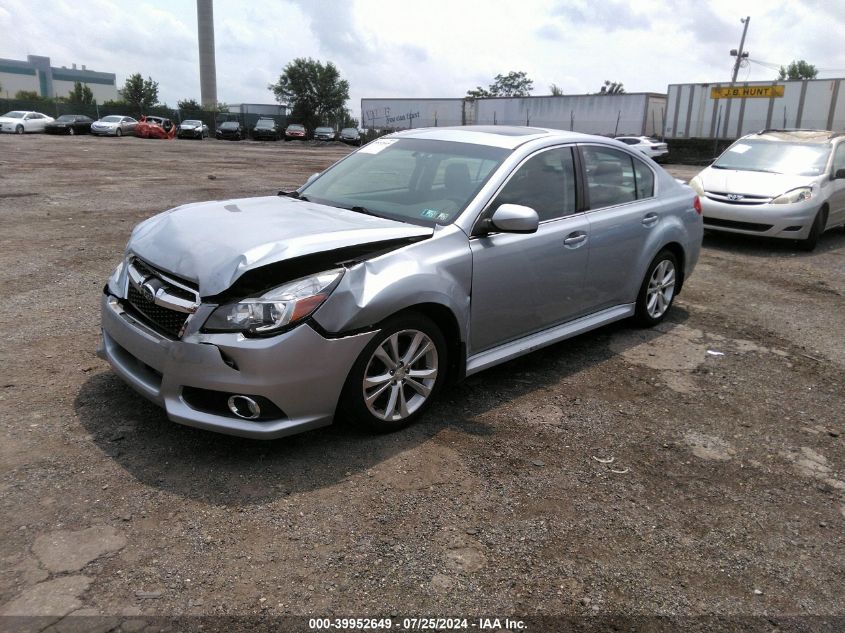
left=1, top=135, right=844, bottom=631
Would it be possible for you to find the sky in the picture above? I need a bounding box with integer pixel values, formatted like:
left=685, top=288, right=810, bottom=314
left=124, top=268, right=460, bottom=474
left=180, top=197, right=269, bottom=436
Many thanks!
left=2, top=0, right=845, bottom=120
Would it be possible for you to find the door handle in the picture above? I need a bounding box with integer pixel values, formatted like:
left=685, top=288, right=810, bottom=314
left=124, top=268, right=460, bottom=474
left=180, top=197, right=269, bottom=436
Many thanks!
left=563, top=233, right=588, bottom=248
left=642, top=213, right=659, bottom=227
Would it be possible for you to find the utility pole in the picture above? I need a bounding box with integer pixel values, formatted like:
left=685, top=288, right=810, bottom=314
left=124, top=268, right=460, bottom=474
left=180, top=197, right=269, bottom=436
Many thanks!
left=730, top=16, right=750, bottom=83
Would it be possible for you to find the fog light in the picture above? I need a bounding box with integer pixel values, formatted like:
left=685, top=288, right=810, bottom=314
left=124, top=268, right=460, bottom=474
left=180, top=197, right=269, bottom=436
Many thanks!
left=227, top=395, right=261, bottom=420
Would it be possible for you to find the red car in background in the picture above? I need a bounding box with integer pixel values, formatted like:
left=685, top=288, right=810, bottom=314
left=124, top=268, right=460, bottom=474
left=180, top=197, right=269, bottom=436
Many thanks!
left=135, top=115, right=177, bottom=139
left=284, top=123, right=307, bottom=141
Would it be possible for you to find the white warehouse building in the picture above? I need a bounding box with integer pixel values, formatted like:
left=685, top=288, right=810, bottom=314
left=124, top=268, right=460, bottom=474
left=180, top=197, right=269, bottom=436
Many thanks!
left=0, top=55, right=118, bottom=102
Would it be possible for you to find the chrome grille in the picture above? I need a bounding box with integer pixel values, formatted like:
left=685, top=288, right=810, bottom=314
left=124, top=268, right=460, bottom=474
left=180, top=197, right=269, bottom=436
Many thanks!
left=704, top=191, right=771, bottom=205
left=125, top=257, right=200, bottom=339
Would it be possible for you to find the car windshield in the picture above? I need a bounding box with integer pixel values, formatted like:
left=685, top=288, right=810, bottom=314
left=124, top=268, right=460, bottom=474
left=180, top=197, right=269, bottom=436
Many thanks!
left=287, top=125, right=304, bottom=131
left=101, top=116, right=122, bottom=122
left=3, top=111, right=26, bottom=119
left=56, top=115, right=75, bottom=122
left=300, top=138, right=510, bottom=227
left=341, top=128, right=358, bottom=134
left=713, top=140, right=831, bottom=176
left=256, top=120, right=274, bottom=128
left=182, top=120, right=202, bottom=126
left=220, top=122, right=238, bottom=129
left=315, top=127, right=333, bottom=133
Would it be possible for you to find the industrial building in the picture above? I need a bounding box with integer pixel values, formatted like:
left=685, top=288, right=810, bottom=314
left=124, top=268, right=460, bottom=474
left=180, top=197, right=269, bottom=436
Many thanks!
left=361, top=93, right=667, bottom=137
left=664, top=78, right=845, bottom=140
left=0, top=55, right=118, bottom=102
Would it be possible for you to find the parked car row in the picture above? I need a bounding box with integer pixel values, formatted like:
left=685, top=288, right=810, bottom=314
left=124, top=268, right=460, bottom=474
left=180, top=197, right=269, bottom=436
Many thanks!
left=1, top=110, right=361, bottom=144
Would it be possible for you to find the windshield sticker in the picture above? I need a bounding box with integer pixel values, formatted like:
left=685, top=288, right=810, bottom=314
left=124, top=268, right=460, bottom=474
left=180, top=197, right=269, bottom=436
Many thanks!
left=730, top=144, right=751, bottom=154
left=358, top=138, right=398, bottom=154
left=420, top=209, right=439, bottom=219
left=436, top=212, right=451, bottom=221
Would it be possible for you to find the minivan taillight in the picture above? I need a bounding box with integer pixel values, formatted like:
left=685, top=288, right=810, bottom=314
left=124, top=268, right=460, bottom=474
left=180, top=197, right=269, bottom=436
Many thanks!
left=693, top=196, right=702, bottom=215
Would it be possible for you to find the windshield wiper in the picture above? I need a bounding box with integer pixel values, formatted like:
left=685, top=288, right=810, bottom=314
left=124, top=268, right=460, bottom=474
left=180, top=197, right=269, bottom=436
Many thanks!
left=277, top=190, right=309, bottom=201
left=342, top=205, right=383, bottom=218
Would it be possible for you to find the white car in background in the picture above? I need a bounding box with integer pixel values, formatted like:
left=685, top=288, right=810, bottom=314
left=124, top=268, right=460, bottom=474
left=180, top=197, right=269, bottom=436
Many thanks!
left=689, top=129, right=845, bottom=251
left=615, top=136, right=669, bottom=160
left=0, top=111, right=54, bottom=134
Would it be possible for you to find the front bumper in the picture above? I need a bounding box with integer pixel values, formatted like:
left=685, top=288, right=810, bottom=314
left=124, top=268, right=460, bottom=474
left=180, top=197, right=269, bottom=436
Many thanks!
left=701, top=197, right=821, bottom=240
left=91, top=127, right=118, bottom=136
left=97, top=292, right=377, bottom=439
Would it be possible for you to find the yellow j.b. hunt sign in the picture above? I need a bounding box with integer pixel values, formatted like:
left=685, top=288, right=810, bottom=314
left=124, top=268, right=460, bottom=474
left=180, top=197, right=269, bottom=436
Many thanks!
left=710, top=85, right=785, bottom=99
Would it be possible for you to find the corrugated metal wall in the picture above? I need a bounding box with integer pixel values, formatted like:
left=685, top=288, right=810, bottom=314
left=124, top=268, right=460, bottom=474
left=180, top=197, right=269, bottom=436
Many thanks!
left=664, top=79, right=845, bottom=140
left=361, top=94, right=667, bottom=136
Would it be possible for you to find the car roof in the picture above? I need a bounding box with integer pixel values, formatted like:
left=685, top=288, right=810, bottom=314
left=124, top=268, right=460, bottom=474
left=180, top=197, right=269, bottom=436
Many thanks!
left=744, top=129, right=841, bottom=144
left=390, top=125, right=614, bottom=149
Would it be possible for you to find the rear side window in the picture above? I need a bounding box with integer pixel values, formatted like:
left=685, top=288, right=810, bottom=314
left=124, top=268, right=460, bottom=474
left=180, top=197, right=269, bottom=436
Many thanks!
left=491, top=146, right=577, bottom=222
left=582, top=146, right=654, bottom=209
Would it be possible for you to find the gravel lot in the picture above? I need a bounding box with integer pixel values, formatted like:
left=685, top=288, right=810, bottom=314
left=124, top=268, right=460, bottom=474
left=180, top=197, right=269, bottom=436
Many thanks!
left=1, top=135, right=844, bottom=631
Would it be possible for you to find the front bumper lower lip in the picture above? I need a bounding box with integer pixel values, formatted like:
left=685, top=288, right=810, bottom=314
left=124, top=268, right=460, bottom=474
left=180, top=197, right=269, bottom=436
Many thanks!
left=98, top=292, right=377, bottom=439
left=701, top=198, right=819, bottom=239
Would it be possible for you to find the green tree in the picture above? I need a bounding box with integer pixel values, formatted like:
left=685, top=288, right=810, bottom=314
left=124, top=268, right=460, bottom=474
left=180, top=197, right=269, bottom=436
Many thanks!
left=777, top=60, right=818, bottom=80
left=467, top=71, right=534, bottom=98
left=549, top=83, right=564, bottom=96
left=119, top=73, right=159, bottom=112
left=67, top=81, right=94, bottom=105
left=15, top=90, right=46, bottom=101
left=598, top=80, right=625, bottom=95
left=269, top=58, right=350, bottom=132
left=177, top=98, right=203, bottom=112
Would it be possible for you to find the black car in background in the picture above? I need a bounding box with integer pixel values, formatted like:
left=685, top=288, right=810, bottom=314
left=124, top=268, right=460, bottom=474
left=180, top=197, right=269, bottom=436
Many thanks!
left=44, top=114, right=93, bottom=135
left=216, top=121, right=245, bottom=141
left=252, top=118, right=280, bottom=141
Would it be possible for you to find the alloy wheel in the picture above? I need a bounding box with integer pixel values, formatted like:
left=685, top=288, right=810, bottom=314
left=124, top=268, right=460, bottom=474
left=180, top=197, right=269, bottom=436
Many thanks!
left=646, top=259, right=676, bottom=319
left=362, top=329, right=439, bottom=422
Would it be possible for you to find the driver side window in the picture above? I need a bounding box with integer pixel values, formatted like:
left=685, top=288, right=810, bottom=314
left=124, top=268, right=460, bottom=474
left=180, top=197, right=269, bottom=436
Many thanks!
left=491, top=147, right=577, bottom=222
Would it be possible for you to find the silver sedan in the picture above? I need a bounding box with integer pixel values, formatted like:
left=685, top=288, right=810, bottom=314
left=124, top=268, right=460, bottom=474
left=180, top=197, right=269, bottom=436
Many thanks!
left=90, top=115, right=137, bottom=137
left=99, top=126, right=702, bottom=438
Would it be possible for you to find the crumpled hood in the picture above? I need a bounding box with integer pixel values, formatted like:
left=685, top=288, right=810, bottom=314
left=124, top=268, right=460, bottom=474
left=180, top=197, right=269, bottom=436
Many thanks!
left=128, top=195, right=433, bottom=296
left=701, top=168, right=815, bottom=197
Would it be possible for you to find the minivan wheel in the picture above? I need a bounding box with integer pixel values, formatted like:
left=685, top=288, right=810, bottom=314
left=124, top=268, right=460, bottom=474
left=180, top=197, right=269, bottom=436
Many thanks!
left=340, top=313, right=447, bottom=433
left=797, top=208, right=826, bottom=252
left=634, top=250, right=678, bottom=327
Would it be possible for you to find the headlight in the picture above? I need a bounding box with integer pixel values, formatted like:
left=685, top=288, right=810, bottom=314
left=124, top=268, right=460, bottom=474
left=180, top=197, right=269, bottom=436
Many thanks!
left=203, top=269, right=344, bottom=335
left=772, top=187, right=813, bottom=205
left=688, top=176, right=704, bottom=196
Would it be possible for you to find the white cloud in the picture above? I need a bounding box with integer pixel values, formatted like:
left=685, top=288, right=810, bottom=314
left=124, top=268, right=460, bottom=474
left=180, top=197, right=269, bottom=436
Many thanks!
left=1, top=0, right=844, bottom=118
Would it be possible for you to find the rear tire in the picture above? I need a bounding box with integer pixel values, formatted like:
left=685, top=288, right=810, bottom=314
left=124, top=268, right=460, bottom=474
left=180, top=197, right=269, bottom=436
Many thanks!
left=797, top=208, right=826, bottom=252
left=339, top=313, right=447, bottom=433
left=634, top=249, right=678, bottom=327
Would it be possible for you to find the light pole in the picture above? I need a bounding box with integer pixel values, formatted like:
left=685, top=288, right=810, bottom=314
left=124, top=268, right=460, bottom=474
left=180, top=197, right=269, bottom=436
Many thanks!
left=730, top=16, right=750, bottom=83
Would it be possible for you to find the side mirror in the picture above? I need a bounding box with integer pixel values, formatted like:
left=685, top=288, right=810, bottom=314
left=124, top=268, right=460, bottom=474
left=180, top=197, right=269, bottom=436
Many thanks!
left=304, top=172, right=320, bottom=186
left=487, top=204, right=540, bottom=234
left=834, top=168, right=845, bottom=180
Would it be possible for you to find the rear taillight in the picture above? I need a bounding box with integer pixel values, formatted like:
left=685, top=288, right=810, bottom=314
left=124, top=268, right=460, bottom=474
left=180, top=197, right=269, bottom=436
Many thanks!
left=693, top=196, right=702, bottom=215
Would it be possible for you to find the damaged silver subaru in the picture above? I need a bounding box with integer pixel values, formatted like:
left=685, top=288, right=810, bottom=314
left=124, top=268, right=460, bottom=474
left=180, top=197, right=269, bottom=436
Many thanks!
left=98, top=126, right=702, bottom=439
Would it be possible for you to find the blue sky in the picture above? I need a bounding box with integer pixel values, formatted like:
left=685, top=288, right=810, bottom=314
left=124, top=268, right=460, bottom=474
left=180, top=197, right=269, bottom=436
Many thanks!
left=2, top=0, right=844, bottom=118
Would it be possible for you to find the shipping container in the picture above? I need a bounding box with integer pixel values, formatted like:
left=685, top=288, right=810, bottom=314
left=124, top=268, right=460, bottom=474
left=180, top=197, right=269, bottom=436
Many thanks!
left=664, top=79, right=845, bottom=140
left=361, top=93, right=667, bottom=137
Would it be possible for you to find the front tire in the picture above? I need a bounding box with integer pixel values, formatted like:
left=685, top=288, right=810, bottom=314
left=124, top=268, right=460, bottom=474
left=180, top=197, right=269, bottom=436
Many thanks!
left=15, top=125, right=24, bottom=134
left=115, top=128, right=122, bottom=137
left=68, top=127, right=75, bottom=136
left=340, top=313, right=447, bottom=433
left=634, top=250, right=678, bottom=327
left=797, top=208, right=826, bottom=252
